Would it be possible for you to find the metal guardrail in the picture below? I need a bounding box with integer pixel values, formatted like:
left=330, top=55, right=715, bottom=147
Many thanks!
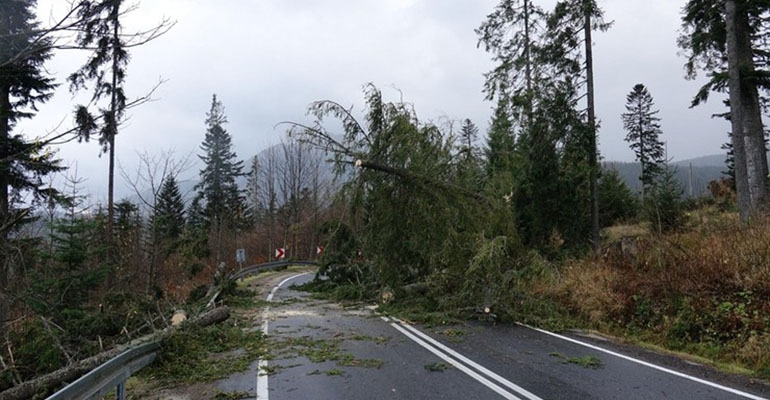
left=229, top=260, right=318, bottom=281
left=46, top=261, right=318, bottom=399
left=46, top=342, right=159, bottom=400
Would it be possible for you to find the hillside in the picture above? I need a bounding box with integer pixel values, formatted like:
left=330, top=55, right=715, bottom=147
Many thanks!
left=604, top=159, right=727, bottom=199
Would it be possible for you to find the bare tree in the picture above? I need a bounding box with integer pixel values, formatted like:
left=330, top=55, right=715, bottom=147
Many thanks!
left=120, top=149, right=192, bottom=293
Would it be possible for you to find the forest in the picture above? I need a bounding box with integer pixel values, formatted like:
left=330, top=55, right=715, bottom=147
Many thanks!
left=2, top=0, right=770, bottom=396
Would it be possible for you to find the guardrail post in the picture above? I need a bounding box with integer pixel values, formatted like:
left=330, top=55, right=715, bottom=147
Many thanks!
left=116, top=381, right=126, bottom=400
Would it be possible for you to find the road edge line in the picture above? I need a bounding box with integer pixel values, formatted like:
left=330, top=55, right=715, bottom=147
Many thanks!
left=519, top=323, right=768, bottom=400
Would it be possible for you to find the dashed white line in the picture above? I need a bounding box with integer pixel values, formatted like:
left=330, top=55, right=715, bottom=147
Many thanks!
left=256, top=273, right=311, bottom=400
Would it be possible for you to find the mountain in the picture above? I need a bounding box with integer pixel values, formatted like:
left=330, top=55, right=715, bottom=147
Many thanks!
left=672, top=154, right=727, bottom=168
left=603, top=161, right=725, bottom=199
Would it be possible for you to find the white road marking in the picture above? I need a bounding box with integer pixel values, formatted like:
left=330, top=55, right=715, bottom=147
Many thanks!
left=520, top=324, right=768, bottom=400
left=256, top=273, right=311, bottom=400
left=389, top=322, right=522, bottom=400
left=391, top=318, right=542, bottom=400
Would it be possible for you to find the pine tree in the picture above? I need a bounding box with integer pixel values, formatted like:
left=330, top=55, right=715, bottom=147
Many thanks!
left=647, top=164, right=685, bottom=234
left=195, top=94, right=244, bottom=264
left=153, top=175, right=185, bottom=252
left=622, top=84, right=665, bottom=202
left=476, top=0, right=546, bottom=124
left=598, top=167, right=639, bottom=227
left=459, top=118, right=479, bottom=163
left=547, top=0, right=610, bottom=252
left=0, top=0, right=62, bottom=334
left=69, top=0, right=131, bottom=265
left=31, top=179, right=107, bottom=314
left=484, top=96, right=515, bottom=181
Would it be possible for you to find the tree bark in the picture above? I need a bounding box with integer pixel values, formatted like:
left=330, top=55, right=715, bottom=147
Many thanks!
left=0, top=84, right=10, bottom=339
left=725, top=0, right=769, bottom=219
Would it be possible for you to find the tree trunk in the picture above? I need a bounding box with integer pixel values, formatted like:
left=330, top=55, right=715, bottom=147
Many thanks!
left=584, top=5, right=600, bottom=252
left=0, top=84, right=10, bottom=338
left=725, top=0, right=768, bottom=218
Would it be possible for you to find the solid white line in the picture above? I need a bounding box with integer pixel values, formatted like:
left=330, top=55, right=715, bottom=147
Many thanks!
left=256, top=273, right=311, bottom=400
left=389, top=322, right=521, bottom=400
left=520, top=324, right=768, bottom=400
left=392, top=319, right=542, bottom=400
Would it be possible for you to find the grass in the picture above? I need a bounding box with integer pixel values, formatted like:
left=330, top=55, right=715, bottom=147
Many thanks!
left=441, top=328, right=466, bottom=343
left=424, top=362, right=451, bottom=372
left=549, top=352, right=603, bottom=369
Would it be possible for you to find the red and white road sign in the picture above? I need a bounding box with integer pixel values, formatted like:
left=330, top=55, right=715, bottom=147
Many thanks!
left=316, top=246, right=324, bottom=255
left=275, top=247, right=285, bottom=259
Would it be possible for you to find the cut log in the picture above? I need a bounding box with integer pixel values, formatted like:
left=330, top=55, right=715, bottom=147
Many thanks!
left=190, top=306, right=230, bottom=327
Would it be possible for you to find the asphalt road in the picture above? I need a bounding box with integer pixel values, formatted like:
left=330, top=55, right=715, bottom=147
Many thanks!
left=222, top=273, right=770, bottom=400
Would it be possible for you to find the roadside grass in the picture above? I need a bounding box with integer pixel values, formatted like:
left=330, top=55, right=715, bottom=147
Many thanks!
left=551, top=209, right=770, bottom=378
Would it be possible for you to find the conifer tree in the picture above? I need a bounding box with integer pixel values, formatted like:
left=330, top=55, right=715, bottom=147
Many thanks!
left=484, top=97, right=515, bottom=181
left=680, top=0, right=770, bottom=218
left=31, top=178, right=106, bottom=314
left=459, top=118, right=480, bottom=163
left=153, top=175, right=185, bottom=252
left=195, top=94, right=244, bottom=264
left=598, top=167, right=638, bottom=227
left=0, top=0, right=62, bottom=335
left=68, top=0, right=130, bottom=267
left=622, top=84, right=665, bottom=202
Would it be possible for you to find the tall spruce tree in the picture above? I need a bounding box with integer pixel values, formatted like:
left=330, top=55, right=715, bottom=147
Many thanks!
left=622, top=84, right=665, bottom=201
left=550, top=0, right=609, bottom=250
left=0, top=0, right=62, bottom=336
left=69, top=0, right=130, bottom=264
left=195, top=94, right=244, bottom=265
left=476, top=0, right=546, bottom=125
left=680, top=0, right=770, bottom=219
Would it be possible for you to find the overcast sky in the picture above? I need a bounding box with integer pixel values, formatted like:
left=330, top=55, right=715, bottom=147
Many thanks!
left=21, top=0, right=728, bottom=202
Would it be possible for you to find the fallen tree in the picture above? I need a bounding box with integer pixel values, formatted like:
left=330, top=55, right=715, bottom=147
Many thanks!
left=0, top=306, right=230, bottom=400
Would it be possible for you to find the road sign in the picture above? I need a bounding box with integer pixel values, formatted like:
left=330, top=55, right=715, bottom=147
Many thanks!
left=275, top=247, right=285, bottom=259
left=316, top=246, right=324, bottom=255
left=236, top=248, right=246, bottom=263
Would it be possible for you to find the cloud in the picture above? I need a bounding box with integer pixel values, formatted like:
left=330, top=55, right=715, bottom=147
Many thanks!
left=19, top=0, right=732, bottom=201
